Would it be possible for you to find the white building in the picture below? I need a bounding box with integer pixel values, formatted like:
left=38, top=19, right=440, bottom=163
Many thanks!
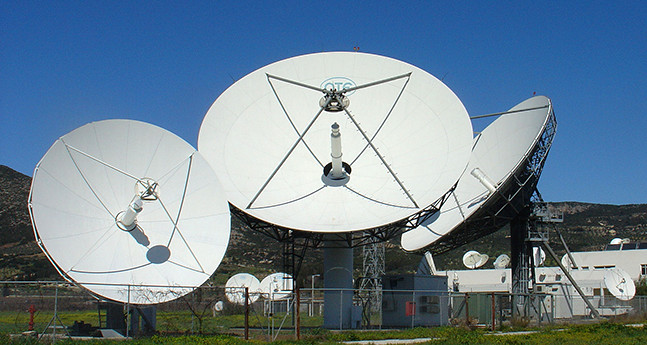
left=563, top=241, right=647, bottom=280
left=435, top=242, right=647, bottom=318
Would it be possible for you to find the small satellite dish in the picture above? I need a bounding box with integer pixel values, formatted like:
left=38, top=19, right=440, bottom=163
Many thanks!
left=225, top=273, right=261, bottom=305
left=533, top=247, right=546, bottom=266
left=29, top=120, right=231, bottom=304
left=402, top=96, right=555, bottom=251
left=462, top=250, right=487, bottom=269
left=424, top=251, right=437, bottom=275
left=610, top=238, right=623, bottom=245
left=604, top=268, right=636, bottom=301
left=259, top=272, right=293, bottom=300
left=416, top=251, right=438, bottom=275
left=560, top=254, right=572, bottom=269
left=198, top=51, right=473, bottom=232
left=493, top=254, right=510, bottom=269
left=213, top=301, right=224, bottom=312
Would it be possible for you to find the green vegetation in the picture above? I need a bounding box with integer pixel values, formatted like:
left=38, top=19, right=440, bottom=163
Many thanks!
left=0, top=307, right=325, bottom=337
left=2, top=322, right=647, bottom=344
left=636, top=278, right=647, bottom=297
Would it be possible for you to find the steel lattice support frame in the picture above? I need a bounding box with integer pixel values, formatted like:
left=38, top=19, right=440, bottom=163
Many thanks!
left=510, top=206, right=532, bottom=318
left=230, top=182, right=456, bottom=248
left=231, top=186, right=454, bottom=329
left=359, top=239, right=385, bottom=316
left=229, top=183, right=457, bottom=282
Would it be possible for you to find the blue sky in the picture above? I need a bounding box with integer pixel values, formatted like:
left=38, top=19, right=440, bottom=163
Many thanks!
left=1, top=1, right=645, bottom=205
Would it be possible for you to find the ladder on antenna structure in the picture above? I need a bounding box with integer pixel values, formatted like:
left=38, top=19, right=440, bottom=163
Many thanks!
left=530, top=192, right=601, bottom=319
left=359, top=238, right=385, bottom=324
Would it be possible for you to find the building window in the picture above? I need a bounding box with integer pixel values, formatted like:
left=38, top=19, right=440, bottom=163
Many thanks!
left=641, top=264, right=647, bottom=276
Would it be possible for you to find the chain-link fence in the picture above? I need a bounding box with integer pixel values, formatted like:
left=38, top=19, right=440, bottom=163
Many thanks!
left=2, top=281, right=646, bottom=341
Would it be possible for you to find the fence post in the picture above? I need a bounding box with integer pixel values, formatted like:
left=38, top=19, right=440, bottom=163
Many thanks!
left=28, top=304, right=36, bottom=331
left=296, top=288, right=301, bottom=340
left=53, top=284, right=59, bottom=342
left=491, top=293, right=496, bottom=331
left=464, top=293, right=469, bottom=325
left=244, top=287, right=249, bottom=340
left=411, top=290, right=415, bottom=328
left=339, top=289, right=343, bottom=330
left=126, top=285, right=130, bottom=338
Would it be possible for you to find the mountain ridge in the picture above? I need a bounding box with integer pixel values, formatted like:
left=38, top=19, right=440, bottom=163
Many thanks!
left=1, top=165, right=645, bottom=286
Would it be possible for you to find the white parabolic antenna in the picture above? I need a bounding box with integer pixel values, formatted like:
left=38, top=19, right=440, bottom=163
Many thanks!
left=533, top=247, right=546, bottom=266
left=225, top=273, right=261, bottom=305
left=259, top=272, right=293, bottom=300
left=401, top=96, right=553, bottom=251
left=198, top=52, right=472, bottom=232
left=604, top=268, right=636, bottom=301
left=29, top=119, right=231, bottom=304
left=560, top=254, right=569, bottom=268
left=493, top=254, right=511, bottom=269
left=213, top=301, right=224, bottom=312
left=462, top=250, right=487, bottom=269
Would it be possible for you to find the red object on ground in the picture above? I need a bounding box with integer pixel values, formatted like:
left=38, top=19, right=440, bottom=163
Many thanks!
left=28, top=304, right=36, bottom=331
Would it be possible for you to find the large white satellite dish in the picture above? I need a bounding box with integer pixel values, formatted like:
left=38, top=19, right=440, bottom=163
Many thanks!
left=29, top=119, right=231, bottom=304
left=493, top=254, right=510, bottom=269
left=401, top=96, right=553, bottom=251
left=225, top=273, right=261, bottom=305
left=198, top=52, right=472, bottom=232
left=259, top=272, right=293, bottom=300
left=462, top=250, right=487, bottom=269
left=604, top=268, right=636, bottom=301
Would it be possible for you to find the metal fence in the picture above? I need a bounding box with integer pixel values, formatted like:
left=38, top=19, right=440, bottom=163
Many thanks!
left=2, top=281, right=646, bottom=341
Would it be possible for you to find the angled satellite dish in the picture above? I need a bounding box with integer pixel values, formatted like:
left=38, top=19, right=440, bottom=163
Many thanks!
left=462, top=250, right=487, bottom=269
left=259, top=272, right=293, bottom=300
left=225, top=273, right=261, bottom=305
left=560, top=254, right=579, bottom=270
left=533, top=247, right=546, bottom=266
left=198, top=51, right=472, bottom=232
left=604, top=268, right=636, bottom=301
left=29, top=119, right=231, bottom=304
left=610, top=238, right=623, bottom=245
left=401, top=96, right=555, bottom=251
left=560, top=254, right=569, bottom=268
left=424, top=251, right=437, bottom=275
left=493, top=254, right=510, bottom=269
left=416, top=251, right=438, bottom=275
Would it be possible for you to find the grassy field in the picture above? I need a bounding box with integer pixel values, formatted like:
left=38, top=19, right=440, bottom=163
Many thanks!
left=3, top=304, right=647, bottom=344
left=2, top=322, right=647, bottom=344
left=0, top=310, right=322, bottom=335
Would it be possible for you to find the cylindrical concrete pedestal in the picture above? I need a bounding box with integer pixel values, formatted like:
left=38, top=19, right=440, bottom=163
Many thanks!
left=323, top=242, right=354, bottom=329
